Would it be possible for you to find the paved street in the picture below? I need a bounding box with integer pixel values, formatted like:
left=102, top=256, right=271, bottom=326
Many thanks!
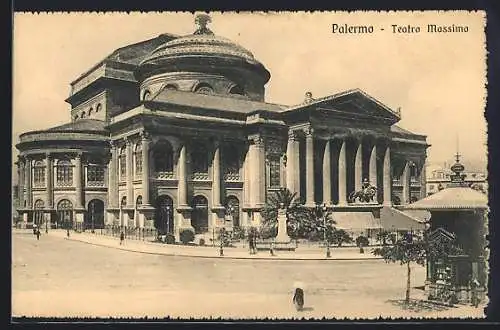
left=12, top=230, right=486, bottom=319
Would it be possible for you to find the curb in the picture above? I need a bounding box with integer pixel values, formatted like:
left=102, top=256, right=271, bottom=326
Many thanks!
left=64, top=237, right=383, bottom=261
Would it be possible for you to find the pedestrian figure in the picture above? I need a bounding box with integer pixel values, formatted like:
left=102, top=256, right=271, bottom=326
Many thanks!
left=67, top=229, right=70, bottom=238
left=248, top=230, right=255, bottom=254
left=120, top=231, right=125, bottom=245
left=36, top=228, right=41, bottom=241
left=470, top=277, right=481, bottom=308
left=270, top=241, right=275, bottom=256
left=293, top=282, right=305, bottom=311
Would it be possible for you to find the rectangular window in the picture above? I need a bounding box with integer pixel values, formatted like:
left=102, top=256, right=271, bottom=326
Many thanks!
left=33, top=167, right=45, bottom=187
left=119, top=156, right=126, bottom=181
left=135, top=154, right=142, bottom=177
left=87, top=165, right=105, bottom=186
left=268, top=156, right=281, bottom=188
left=56, top=166, right=73, bottom=186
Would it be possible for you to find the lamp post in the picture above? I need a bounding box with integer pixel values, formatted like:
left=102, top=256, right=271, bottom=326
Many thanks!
left=322, top=203, right=331, bottom=258
left=219, top=227, right=225, bottom=256
left=91, top=202, right=95, bottom=233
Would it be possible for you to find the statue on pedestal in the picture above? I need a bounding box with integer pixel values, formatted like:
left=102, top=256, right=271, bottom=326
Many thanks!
left=275, top=202, right=291, bottom=243
left=349, top=178, right=378, bottom=203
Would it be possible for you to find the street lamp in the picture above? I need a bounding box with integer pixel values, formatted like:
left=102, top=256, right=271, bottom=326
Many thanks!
left=91, top=202, right=95, bottom=233
left=166, top=206, right=171, bottom=235
left=322, top=203, right=331, bottom=258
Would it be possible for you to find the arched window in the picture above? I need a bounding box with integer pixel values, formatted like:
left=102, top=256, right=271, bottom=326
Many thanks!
left=134, top=143, right=142, bottom=178
left=34, top=199, right=45, bottom=209
left=120, top=196, right=127, bottom=208
left=87, top=164, right=105, bottom=186
left=194, top=83, right=214, bottom=94
left=88, top=107, right=93, bottom=116
left=143, top=90, right=152, bottom=101
left=191, top=142, right=209, bottom=174
left=229, top=85, right=245, bottom=95
left=81, top=112, right=86, bottom=119
left=34, top=199, right=45, bottom=226
left=56, top=159, right=73, bottom=186
left=119, top=146, right=126, bottom=181
left=153, top=140, right=174, bottom=176
left=136, top=196, right=142, bottom=209
left=96, top=103, right=102, bottom=112
left=33, top=160, right=46, bottom=187
left=74, top=115, right=79, bottom=121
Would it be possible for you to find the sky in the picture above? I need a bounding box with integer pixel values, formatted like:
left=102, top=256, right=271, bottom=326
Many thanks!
left=12, top=11, right=487, bottom=181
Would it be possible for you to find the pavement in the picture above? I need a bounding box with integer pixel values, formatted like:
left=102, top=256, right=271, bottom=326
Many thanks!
left=17, top=228, right=382, bottom=261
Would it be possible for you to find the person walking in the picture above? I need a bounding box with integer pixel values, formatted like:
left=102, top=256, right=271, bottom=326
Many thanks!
left=292, top=282, right=305, bottom=311
left=120, top=231, right=125, bottom=245
left=36, top=228, right=41, bottom=241
left=470, top=276, right=481, bottom=308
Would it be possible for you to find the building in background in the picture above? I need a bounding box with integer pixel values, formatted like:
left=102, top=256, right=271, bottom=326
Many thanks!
left=426, top=159, right=487, bottom=196
left=14, top=15, right=429, bottom=240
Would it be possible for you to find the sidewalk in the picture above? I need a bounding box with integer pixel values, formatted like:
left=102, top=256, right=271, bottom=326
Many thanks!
left=18, top=229, right=383, bottom=261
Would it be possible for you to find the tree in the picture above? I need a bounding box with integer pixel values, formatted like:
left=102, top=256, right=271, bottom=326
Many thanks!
left=330, top=228, right=354, bottom=247
left=261, top=188, right=314, bottom=239
left=376, top=230, right=396, bottom=246
left=372, top=231, right=462, bottom=304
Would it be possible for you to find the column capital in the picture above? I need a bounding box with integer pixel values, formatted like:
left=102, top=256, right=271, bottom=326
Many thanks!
left=249, top=135, right=265, bottom=147
left=288, top=130, right=299, bottom=141
left=125, top=137, right=133, bottom=146
left=304, top=126, right=314, bottom=137
left=75, top=151, right=83, bottom=159
left=45, top=152, right=52, bottom=159
left=140, top=130, right=150, bottom=141
left=109, top=139, right=117, bottom=149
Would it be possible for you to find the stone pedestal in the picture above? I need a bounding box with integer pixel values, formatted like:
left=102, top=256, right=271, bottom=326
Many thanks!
left=175, top=206, right=193, bottom=241
left=275, top=208, right=291, bottom=243
left=211, top=206, right=226, bottom=232
left=106, top=209, right=120, bottom=226
left=75, top=210, right=85, bottom=231
left=22, top=213, right=28, bottom=229
left=138, top=206, right=155, bottom=229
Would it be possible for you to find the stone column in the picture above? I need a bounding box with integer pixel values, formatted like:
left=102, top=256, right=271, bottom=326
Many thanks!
left=75, top=152, right=84, bottom=209
left=322, top=139, right=332, bottom=206
left=354, top=139, right=363, bottom=192
left=177, top=143, right=188, bottom=207
left=402, top=161, right=410, bottom=204
left=420, top=162, right=427, bottom=199
left=108, top=141, right=118, bottom=208
left=369, top=144, right=378, bottom=189
left=212, top=142, right=222, bottom=208
left=383, top=145, right=392, bottom=206
left=126, top=138, right=134, bottom=208
left=211, top=141, right=225, bottom=229
left=25, top=156, right=32, bottom=209
left=286, top=130, right=297, bottom=194
left=18, top=158, right=25, bottom=208
left=141, top=132, right=151, bottom=206
left=338, top=139, right=347, bottom=206
left=257, top=137, right=266, bottom=208
left=305, top=127, right=315, bottom=207
left=45, top=153, right=53, bottom=208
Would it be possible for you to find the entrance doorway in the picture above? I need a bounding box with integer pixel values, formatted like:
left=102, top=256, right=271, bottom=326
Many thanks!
left=57, top=199, right=73, bottom=229
left=86, top=199, right=105, bottom=231
left=33, top=199, right=45, bottom=227
left=154, top=195, right=174, bottom=235
left=191, top=195, right=208, bottom=234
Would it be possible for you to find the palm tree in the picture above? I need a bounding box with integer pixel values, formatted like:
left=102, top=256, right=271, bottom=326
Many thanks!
left=261, top=188, right=312, bottom=239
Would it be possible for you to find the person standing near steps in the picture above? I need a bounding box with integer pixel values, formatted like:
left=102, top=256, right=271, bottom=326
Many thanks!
left=120, top=231, right=125, bottom=245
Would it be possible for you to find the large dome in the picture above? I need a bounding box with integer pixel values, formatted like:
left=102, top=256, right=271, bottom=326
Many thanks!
left=134, top=15, right=270, bottom=102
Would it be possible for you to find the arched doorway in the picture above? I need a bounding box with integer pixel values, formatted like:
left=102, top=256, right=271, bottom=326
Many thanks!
left=154, top=195, right=174, bottom=235
left=86, top=199, right=105, bottom=231
left=34, top=199, right=45, bottom=227
left=225, top=196, right=240, bottom=227
left=57, top=199, right=73, bottom=229
left=191, top=195, right=208, bottom=234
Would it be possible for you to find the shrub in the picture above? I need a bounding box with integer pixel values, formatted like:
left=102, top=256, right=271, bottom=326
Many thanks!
left=199, top=238, right=206, bottom=246
left=179, top=229, right=195, bottom=244
left=356, top=235, right=369, bottom=247
left=165, top=234, right=176, bottom=244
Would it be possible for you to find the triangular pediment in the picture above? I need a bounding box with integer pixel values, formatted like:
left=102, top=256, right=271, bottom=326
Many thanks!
left=285, top=89, right=401, bottom=125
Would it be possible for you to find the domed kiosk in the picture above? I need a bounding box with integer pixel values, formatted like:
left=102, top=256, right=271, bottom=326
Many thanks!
left=15, top=14, right=430, bottom=244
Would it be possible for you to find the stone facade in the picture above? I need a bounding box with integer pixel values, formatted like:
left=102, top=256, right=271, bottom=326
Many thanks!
left=15, top=18, right=429, bottom=239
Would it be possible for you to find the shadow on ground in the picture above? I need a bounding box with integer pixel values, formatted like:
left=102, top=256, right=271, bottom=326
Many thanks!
left=387, top=299, right=456, bottom=313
